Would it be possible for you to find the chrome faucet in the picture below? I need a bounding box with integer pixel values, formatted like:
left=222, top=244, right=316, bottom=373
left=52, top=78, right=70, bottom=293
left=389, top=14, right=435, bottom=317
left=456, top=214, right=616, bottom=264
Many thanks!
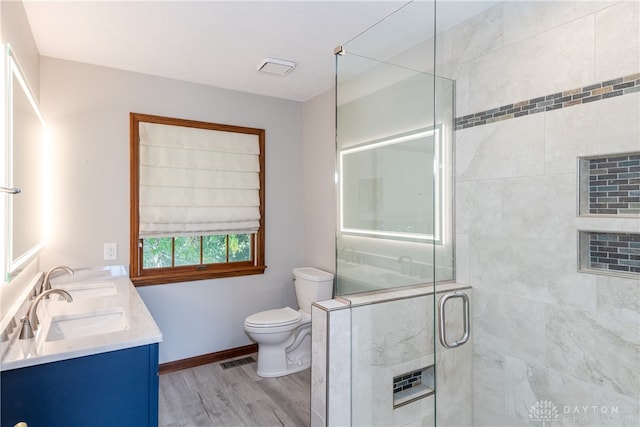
left=397, top=255, right=413, bottom=275
left=19, top=289, right=73, bottom=339
left=343, top=246, right=357, bottom=263
left=41, top=265, right=74, bottom=294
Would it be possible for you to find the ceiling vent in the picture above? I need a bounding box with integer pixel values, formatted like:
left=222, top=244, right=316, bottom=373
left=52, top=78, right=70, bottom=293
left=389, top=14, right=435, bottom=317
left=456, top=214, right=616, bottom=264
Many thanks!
left=257, top=57, right=297, bottom=76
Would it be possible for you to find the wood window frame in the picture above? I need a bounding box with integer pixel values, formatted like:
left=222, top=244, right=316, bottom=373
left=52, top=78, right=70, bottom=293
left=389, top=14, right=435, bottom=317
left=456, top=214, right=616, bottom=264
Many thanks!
left=129, top=113, right=266, bottom=286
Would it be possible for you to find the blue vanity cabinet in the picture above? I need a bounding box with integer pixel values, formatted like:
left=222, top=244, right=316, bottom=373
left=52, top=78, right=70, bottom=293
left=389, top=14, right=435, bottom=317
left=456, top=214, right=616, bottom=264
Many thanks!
left=1, top=343, right=159, bottom=427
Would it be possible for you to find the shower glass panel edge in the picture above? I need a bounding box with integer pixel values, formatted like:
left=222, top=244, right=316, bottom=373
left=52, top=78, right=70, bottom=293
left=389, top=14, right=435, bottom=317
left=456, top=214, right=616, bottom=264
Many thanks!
left=334, top=1, right=451, bottom=425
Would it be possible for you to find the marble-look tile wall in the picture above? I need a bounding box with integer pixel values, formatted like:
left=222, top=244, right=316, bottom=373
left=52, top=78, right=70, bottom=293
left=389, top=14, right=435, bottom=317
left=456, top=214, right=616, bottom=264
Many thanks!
left=450, top=1, right=640, bottom=425
left=311, top=304, right=329, bottom=427
left=311, top=300, right=351, bottom=427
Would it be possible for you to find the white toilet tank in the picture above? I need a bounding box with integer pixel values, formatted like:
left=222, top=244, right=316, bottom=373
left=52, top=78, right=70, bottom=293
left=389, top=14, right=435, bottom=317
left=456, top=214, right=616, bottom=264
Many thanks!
left=293, top=267, right=334, bottom=314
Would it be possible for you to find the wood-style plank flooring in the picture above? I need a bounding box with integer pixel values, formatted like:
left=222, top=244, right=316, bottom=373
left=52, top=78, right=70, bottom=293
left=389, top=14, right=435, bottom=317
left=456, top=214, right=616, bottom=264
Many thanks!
left=159, top=354, right=311, bottom=427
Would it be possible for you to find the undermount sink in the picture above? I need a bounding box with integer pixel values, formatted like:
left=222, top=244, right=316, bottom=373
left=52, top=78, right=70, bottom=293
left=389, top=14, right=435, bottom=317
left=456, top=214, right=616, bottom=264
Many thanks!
left=44, top=307, right=128, bottom=343
left=52, top=281, right=118, bottom=299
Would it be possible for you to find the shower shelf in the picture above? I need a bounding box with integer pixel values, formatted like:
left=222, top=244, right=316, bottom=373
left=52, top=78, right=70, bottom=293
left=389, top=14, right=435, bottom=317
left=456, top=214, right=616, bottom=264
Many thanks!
left=393, top=384, right=434, bottom=409
left=577, top=152, right=640, bottom=217
left=578, top=230, right=640, bottom=277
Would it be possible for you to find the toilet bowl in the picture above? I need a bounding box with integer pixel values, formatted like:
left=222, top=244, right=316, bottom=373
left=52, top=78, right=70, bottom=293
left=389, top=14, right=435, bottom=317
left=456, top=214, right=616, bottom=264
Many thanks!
left=244, top=267, right=334, bottom=378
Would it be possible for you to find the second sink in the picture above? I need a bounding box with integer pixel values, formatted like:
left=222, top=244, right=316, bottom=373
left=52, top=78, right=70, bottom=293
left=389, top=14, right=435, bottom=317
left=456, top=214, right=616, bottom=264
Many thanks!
left=51, top=281, right=117, bottom=299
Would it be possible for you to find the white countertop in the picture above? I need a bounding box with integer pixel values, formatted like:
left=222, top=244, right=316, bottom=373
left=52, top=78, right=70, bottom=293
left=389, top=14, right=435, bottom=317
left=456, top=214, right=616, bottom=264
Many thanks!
left=1, top=266, right=162, bottom=371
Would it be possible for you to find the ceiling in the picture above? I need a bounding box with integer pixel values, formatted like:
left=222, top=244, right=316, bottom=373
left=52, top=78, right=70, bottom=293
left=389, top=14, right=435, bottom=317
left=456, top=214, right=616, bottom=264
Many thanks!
left=22, top=0, right=497, bottom=102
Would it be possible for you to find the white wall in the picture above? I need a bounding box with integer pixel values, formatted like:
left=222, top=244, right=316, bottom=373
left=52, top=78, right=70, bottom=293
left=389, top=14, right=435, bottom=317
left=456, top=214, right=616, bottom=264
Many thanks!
left=39, top=57, right=304, bottom=363
left=302, top=88, right=336, bottom=274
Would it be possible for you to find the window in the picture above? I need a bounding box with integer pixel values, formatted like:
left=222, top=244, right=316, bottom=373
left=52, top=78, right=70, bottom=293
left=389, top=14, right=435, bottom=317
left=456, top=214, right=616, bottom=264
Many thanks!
left=129, top=113, right=265, bottom=286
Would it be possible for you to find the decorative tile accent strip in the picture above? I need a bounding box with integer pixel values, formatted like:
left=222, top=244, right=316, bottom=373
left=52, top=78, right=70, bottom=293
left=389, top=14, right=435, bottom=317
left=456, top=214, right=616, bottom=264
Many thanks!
left=588, top=232, right=640, bottom=274
left=589, top=154, right=640, bottom=215
left=455, top=73, right=640, bottom=130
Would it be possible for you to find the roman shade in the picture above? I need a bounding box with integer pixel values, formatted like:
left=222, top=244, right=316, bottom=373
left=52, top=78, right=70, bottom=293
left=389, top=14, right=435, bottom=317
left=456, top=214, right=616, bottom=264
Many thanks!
left=138, top=121, right=261, bottom=238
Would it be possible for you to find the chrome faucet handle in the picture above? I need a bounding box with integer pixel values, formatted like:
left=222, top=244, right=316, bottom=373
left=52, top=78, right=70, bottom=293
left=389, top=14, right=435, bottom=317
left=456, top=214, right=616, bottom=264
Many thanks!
left=19, top=289, right=73, bottom=340
left=19, top=316, right=35, bottom=340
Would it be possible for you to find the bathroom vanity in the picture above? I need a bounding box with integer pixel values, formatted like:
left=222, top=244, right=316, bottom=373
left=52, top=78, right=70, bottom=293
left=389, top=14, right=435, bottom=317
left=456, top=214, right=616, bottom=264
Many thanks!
left=0, top=266, right=162, bottom=427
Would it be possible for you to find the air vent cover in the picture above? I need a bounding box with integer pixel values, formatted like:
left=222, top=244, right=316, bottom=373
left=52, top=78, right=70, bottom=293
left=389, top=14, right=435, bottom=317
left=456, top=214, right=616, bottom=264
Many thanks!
left=220, top=356, right=256, bottom=370
left=257, top=57, right=296, bottom=76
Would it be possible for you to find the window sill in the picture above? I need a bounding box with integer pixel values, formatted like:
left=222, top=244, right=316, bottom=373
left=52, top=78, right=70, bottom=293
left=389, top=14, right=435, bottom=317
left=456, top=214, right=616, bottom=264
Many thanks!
left=131, top=265, right=266, bottom=286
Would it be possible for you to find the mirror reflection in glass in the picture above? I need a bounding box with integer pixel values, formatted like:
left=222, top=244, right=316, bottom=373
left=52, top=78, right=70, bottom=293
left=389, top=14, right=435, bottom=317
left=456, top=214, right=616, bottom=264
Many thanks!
left=339, top=125, right=444, bottom=243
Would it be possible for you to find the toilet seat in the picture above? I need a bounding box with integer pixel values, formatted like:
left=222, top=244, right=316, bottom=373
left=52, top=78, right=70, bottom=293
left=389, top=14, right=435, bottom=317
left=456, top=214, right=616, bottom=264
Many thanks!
left=244, top=307, right=301, bottom=328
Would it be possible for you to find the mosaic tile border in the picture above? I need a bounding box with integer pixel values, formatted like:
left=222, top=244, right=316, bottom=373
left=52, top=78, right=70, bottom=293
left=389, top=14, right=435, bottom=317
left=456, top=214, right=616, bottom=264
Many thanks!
left=455, top=73, right=640, bottom=130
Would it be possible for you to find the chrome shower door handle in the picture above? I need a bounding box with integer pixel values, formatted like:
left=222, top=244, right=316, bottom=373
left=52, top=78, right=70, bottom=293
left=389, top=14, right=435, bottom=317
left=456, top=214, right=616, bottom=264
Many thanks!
left=438, top=291, right=470, bottom=349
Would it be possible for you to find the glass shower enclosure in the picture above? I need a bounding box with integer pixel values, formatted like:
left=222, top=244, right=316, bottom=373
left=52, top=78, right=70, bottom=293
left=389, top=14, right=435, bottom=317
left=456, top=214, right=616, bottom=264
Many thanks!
left=334, top=1, right=456, bottom=425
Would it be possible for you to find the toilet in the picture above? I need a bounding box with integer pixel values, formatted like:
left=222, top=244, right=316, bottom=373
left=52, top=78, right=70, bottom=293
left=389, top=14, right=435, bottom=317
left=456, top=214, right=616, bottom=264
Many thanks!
left=244, top=267, right=334, bottom=378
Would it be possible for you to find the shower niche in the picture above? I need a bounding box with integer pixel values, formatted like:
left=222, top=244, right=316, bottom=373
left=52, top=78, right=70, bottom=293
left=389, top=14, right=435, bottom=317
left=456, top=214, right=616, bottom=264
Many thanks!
left=577, top=152, right=640, bottom=278
left=578, top=152, right=640, bottom=216
left=392, top=365, right=435, bottom=409
left=578, top=231, right=640, bottom=277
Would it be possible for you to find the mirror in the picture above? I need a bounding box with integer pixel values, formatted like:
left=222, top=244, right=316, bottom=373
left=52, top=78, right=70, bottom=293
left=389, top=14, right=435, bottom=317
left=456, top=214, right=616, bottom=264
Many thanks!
left=339, top=125, right=445, bottom=243
left=3, top=45, right=46, bottom=281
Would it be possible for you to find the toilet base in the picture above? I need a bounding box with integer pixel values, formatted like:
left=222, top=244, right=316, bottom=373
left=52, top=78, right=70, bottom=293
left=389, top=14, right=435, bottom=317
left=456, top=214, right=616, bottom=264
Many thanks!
left=256, top=359, right=310, bottom=378
left=254, top=325, right=312, bottom=378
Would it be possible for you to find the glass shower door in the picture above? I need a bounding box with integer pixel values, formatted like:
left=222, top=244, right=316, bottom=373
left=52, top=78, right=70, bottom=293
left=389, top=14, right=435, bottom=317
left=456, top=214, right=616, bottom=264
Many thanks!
left=334, top=1, right=454, bottom=425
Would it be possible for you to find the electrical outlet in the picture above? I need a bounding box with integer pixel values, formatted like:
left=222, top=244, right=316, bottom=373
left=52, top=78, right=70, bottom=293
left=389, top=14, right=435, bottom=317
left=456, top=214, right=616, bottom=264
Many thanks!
left=104, top=243, right=117, bottom=261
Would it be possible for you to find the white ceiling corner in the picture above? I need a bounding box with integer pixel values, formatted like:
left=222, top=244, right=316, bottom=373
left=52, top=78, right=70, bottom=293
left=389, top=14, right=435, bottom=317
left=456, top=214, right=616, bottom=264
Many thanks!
left=23, top=0, right=410, bottom=102
left=22, top=0, right=499, bottom=102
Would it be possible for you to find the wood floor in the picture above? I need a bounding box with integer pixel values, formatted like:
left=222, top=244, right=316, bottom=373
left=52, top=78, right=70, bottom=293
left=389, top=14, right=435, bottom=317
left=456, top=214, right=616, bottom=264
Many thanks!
left=159, top=354, right=311, bottom=427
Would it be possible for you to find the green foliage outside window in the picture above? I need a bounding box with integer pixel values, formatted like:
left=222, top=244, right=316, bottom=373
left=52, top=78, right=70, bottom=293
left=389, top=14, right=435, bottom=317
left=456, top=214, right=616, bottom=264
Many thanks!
left=142, top=237, right=172, bottom=268
left=142, top=234, right=252, bottom=269
left=175, top=236, right=201, bottom=266
left=203, top=235, right=227, bottom=263
left=229, top=234, right=251, bottom=261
